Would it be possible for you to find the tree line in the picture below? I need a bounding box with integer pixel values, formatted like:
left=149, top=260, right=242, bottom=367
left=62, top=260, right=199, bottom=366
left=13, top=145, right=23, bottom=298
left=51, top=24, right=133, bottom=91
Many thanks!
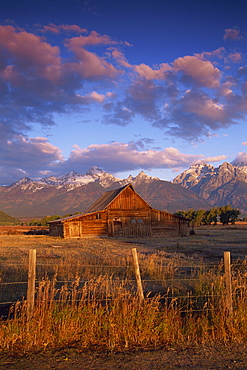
left=174, top=205, right=241, bottom=226
left=28, top=213, right=79, bottom=226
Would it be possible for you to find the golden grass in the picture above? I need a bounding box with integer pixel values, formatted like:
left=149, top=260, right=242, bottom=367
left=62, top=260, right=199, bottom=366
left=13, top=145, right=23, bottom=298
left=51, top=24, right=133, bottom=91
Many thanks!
left=0, top=272, right=247, bottom=353
left=0, top=224, right=247, bottom=353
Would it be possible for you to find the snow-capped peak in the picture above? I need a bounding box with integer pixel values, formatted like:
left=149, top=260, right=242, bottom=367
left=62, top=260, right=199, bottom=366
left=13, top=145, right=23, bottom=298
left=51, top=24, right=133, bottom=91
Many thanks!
left=8, top=167, right=159, bottom=192
left=37, top=167, right=119, bottom=190
left=86, top=166, right=105, bottom=176
left=11, top=177, right=33, bottom=187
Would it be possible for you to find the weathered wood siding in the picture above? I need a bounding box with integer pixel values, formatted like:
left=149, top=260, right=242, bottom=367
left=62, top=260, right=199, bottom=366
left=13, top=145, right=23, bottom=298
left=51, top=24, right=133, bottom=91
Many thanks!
left=49, top=184, right=188, bottom=238
left=108, top=186, right=149, bottom=210
left=106, top=187, right=152, bottom=237
left=63, top=211, right=108, bottom=238
left=150, top=209, right=185, bottom=236
left=49, top=222, right=63, bottom=237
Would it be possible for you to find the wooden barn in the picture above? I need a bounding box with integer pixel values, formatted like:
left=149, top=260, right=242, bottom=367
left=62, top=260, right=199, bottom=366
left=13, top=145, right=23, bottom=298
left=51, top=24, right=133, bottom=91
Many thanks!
left=49, top=184, right=188, bottom=238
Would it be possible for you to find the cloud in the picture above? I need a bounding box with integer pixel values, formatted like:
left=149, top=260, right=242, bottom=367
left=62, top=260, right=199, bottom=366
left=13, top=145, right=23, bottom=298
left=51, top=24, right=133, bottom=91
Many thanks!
left=1, top=22, right=247, bottom=185
left=173, top=55, right=221, bottom=88
left=102, top=102, right=135, bottom=126
left=59, top=142, right=204, bottom=174
left=195, top=47, right=225, bottom=61
left=232, top=151, right=247, bottom=164
left=152, top=88, right=237, bottom=141
left=75, top=91, right=113, bottom=104
left=0, top=25, right=62, bottom=82
left=110, top=49, right=132, bottom=68
left=0, top=135, right=63, bottom=184
left=0, top=134, right=231, bottom=184
left=229, top=52, right=242, bottom=63
left=134, top=63, right=171, bottom=80
left=242, top=142, right=247, bottom=146
left=40, top=24, right=87, bottom=34
left=202, top=155, right=228, bottom=163
left=2, top=22, right=247, bottom=148
left=2, top=136, right=63, bottom=169
left=224, top=28, right=244, bottom=41
left=0, top=24, right=126, bottom=146
left=102, top=79, right=165, bottom=125
left=64, top=31, right=122, bottom=80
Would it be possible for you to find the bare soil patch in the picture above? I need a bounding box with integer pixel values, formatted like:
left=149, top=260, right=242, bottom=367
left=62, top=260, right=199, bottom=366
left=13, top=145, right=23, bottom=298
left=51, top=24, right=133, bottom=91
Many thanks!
left=1, top=345, right=247, bottom=369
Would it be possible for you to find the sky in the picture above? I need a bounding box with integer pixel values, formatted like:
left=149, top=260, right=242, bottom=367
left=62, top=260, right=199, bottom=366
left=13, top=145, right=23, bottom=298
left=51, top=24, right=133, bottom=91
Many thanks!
left=1, top=0, right=247, bottom=185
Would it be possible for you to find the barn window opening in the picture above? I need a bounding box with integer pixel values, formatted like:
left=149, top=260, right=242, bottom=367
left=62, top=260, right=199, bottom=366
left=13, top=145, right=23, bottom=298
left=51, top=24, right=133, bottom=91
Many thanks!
left=131, top=219, right=136, bottom=224
left=138, top=218, right=144, bottom=223
left=96, top=213, right=101, bottom=220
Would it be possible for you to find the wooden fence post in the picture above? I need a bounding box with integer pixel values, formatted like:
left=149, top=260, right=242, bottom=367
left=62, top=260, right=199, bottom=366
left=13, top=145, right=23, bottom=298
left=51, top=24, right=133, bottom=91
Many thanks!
left=27, top=249, right=36, bottom=320
left=131, top=248, right=144, bottom=302
left=223, top=251, right=233, bottom=315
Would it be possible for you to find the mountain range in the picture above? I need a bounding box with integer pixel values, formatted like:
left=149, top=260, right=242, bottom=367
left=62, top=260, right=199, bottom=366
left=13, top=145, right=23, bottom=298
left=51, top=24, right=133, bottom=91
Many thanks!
left=0, top=166, right=210, bottom=219
left=173, top=161, right=247, bottom=214
left=0, top=162, right=247, bottom=219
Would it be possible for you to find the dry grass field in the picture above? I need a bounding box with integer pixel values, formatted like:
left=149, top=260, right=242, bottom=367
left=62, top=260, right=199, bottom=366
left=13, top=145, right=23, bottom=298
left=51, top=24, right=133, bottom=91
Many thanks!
left=0, top=223, right=247, bottom=369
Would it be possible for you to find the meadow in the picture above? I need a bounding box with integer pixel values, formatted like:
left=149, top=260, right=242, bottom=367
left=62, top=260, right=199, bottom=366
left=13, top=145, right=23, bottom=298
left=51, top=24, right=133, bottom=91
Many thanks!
left=0, top=223, right=247, bottom=356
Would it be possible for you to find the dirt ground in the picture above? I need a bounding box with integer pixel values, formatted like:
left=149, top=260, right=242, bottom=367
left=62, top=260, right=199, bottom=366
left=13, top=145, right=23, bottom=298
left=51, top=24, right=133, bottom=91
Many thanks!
left=1, top=345, right=247, bottom=370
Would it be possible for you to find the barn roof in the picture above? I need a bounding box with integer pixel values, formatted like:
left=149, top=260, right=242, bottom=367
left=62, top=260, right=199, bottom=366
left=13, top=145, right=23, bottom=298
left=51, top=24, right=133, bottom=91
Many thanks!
left=49, top=184, right=138, bottom=223
left=48, top=183, right=188, bottom=224
left=85, top=184, right=140, bottom=213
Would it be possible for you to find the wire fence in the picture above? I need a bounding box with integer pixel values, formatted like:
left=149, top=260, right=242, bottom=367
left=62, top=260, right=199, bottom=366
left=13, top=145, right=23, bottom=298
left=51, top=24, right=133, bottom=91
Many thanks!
left=1, top=249, right=246, bottom=318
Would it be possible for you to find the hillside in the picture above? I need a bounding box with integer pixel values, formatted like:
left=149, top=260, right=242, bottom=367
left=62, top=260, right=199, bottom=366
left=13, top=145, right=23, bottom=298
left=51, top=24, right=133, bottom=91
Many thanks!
left=0, top=210, right=21, bottom=225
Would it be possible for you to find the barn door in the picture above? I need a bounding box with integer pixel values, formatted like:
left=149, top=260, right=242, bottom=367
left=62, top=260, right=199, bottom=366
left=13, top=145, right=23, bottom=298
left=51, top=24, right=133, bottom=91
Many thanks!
left=70, top=221, right=80, bottom=238
left=113, top=220, right=123, bottom=236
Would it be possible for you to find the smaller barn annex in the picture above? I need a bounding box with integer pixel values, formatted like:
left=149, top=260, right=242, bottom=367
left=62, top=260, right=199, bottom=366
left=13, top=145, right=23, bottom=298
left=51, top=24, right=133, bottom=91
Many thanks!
left=49, top=184, right=188, bottom=238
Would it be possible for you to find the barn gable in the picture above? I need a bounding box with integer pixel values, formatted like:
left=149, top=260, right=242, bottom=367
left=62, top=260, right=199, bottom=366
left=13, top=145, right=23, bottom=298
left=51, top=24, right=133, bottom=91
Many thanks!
left=85, top=184, right=150, bottom=213
left=49, top=184, right=188, bottom=238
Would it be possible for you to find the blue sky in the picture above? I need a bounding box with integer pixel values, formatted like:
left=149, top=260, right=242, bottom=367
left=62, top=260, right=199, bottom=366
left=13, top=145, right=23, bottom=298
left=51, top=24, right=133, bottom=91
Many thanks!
left=0, top=0, right=247, bottom=185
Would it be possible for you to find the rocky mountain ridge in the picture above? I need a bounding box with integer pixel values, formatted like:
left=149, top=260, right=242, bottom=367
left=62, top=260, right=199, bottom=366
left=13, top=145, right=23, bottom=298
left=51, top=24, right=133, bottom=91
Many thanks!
left=0, top=166, right=210, bottom=218
left=2, top=161, right=247, bottom=218
left=172, top=161, right=247, bottom=213
left=10, top=166, right=158, bottom=191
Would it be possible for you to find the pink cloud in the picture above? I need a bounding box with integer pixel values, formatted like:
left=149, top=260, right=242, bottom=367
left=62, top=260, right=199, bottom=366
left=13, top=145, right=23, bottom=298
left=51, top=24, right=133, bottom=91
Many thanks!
left=5, top=136, right=63, bottom=168
left=65, top=31, right=121, bottom=79
left=0, top=25, right=62, bottom=82
left=195, top=47, right=225, bottom=61
left=232, top=152, right=247, bottom=163
left=173, top=55, right=221, bottom=88
left=224, top=28, right=243, bottom=41
left=220, top=81, right=234, bottom=96
left=66, top=30, right=117, bottom=48
left=75, top=91, right=113, bottom=104
left=134, top=63, right=171, bottom=80
left=203, top=155, right=228, bottom=163
left=64, top=142, right=203, bottom=172
left=42, top=24, right=87, bottom=34
left=181, top=90, right=226, bottom=122
left=229, top=52, right=242, bottom=63
left=111, top=49, right=132, bottom=68
left=66, top=48, right=120, bottom=79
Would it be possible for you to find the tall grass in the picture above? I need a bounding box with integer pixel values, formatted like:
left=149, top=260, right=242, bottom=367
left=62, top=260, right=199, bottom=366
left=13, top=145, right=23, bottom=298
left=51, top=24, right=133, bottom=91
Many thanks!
left=1, top=266, right=247, bottom=354
left=1, top=228, right=247, bottom=353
